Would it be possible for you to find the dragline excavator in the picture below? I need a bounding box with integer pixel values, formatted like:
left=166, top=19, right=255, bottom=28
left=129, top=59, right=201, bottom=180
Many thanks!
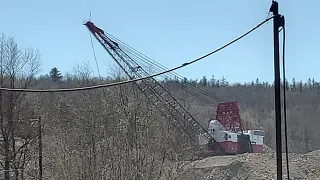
left=84, top=21, right=265, bottom=156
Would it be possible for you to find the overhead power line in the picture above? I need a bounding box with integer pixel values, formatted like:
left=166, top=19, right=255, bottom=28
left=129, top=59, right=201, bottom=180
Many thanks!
left=107, top=33, right=226, bottom=104
left=281, top=19, right=290, bottom=180
left=113, top=37, right=226, bottom=102
left=0, top=16, right=274, bottom=93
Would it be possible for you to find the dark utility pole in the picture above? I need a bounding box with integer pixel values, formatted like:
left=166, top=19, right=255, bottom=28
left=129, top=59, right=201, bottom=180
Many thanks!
left=270, top=1, right=284, bottom=180
left=38, top=116, right=43, bottom=180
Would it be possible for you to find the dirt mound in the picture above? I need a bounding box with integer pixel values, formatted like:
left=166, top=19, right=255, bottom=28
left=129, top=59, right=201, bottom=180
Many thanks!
left=263, top=144, right=275, bottom=153
left=162, top=152, right=320, bottom=180
left=307, top=149, right=320, bottom=155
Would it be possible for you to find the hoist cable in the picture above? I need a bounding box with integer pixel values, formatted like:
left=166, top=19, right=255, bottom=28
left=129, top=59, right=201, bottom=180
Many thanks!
left=107, top=34, right=227, bottom=103
left=111, top=43, right=220, bottom=106
left=0, top=15, right=274, bottom=93
left=133, top=53, right=225, bottom=103
left=88, top=11, right=101, bottom=78
left=119, top=45, right=222, bottom=105
left=89, top=32, right=101, bottom=78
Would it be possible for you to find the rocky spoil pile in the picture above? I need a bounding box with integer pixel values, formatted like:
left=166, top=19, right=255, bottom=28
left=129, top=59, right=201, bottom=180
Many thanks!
left=162, top=150, right=320, bottom=180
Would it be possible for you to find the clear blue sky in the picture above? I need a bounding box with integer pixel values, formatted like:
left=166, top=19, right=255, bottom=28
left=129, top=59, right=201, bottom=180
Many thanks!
left=0, top=0, right=318, bottom=83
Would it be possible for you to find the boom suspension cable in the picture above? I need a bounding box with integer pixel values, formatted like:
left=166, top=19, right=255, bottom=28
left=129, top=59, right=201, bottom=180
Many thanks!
left=117, top=44, right=226, bottom=103
left=117, top=45, right=223, bottom=105
left=102, top=30, right=225, bottom=106
left=0, top=15, right=274, bottom=93
left=106, top=32, right=226, bottom=102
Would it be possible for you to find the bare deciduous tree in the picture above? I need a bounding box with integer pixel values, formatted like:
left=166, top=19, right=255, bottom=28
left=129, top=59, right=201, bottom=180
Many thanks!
left=0, top=34, right=41, bottom=180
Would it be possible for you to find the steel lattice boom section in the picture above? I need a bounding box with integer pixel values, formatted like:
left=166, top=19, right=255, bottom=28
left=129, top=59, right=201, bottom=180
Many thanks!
left=84, top=21, right=224, bottom=153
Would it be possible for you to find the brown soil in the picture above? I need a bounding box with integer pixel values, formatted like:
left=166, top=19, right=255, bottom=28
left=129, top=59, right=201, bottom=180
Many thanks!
left=161, top=148, right=320, bottom=180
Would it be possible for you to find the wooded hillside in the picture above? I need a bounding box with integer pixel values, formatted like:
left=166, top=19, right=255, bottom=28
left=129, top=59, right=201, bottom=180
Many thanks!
left=1, top=34, right=319, bottom=179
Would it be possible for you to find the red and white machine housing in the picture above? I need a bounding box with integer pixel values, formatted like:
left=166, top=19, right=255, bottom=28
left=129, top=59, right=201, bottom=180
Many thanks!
left=199, top=101, right=265, bottom=154
left=206, top=120, right=265, bottom=154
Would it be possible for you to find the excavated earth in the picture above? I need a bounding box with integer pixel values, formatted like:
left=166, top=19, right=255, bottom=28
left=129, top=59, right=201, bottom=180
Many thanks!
left=162, top=146, right=320, bottom=180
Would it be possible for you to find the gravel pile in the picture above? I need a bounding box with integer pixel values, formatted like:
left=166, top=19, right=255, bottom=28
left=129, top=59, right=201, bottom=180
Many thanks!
left=161, top=149, right=320, bottom=180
